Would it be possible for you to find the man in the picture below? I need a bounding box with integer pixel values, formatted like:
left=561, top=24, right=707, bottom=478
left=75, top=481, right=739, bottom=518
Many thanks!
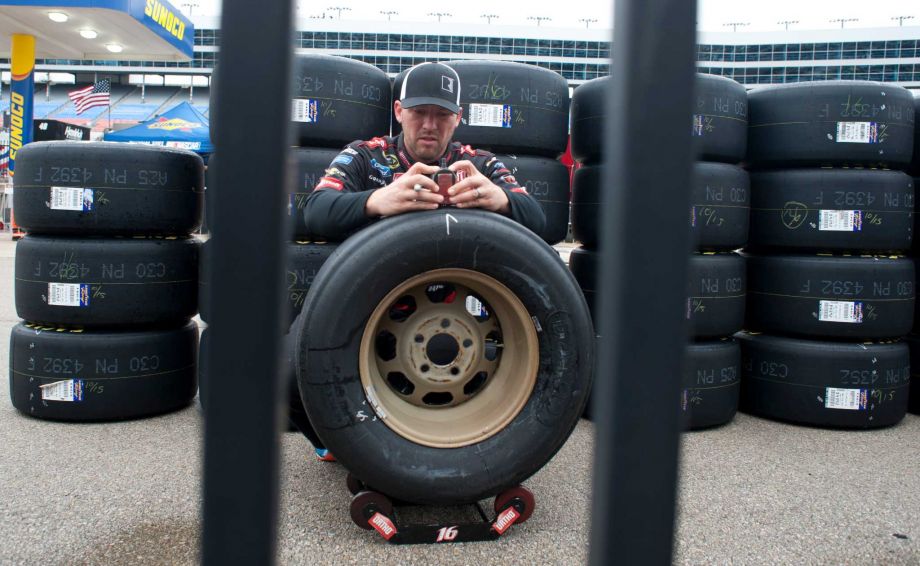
left=293, top=62, right=546, bottom=460
left=302, top=61, right=546, bottom=240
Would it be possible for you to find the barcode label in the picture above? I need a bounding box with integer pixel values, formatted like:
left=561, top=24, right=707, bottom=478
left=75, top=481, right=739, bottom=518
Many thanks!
left=836, top=121, right=878, bottom=144
left=40, top=379, right=84, bottom=402
left=292, top=98, right=319, bottom=123
left=692, top=114, right=704, bottom=136
left=818, top=300, right=863, bottom=323
left=50, top=187, right=93, bottom=211
left=468, top=104, right=512, bottom=128
left=824, top=387, right=867, bottom=410
left=819, top=210, right=862, bottom=232
left=48, top=283, right=90, bottom=307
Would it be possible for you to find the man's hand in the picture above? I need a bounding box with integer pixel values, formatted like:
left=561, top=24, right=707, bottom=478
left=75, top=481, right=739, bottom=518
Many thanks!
left=365, top=162, right=443, bottom=217
left=446, top=160, right=510, bottom=213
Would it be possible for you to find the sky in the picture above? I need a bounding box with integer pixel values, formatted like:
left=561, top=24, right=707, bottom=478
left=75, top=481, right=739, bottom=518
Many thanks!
left=182, top=0, right=919, bottom=32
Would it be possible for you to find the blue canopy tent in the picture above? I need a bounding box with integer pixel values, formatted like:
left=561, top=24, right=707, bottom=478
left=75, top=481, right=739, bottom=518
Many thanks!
left=104, top=101, right=212, bottom=154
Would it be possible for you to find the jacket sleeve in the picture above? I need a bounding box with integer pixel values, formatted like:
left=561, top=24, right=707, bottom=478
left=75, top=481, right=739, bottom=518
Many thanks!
left=302, top=145, right=377, bottom=241
left=483, top=155, right=547, bottom=237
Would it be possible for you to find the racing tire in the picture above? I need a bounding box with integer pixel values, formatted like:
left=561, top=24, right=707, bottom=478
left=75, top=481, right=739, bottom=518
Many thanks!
left=746, top=254, right=915, bottom=340
left=682, top=338, right=741, bottom=430
left=692, top=74, right=749, bottom=164
left=294, top=209, right=594, bottom=505
left=289, top=147, right=341, bottom=238
left=494, top=154, right=570, bottom=245
left=746, top=81, right=916, bottom=169
left=692, top=162, right=750, bottom=251
left=285, top=240, right=339, bottom=325
left=911, top=96, right=920, bottom=175
left=687, top=252, right=746, bottom=339
left=395, top=61, right=570, bottom=157
left=568, top=246, right=598, bottom=319
left=569, top=76, right=609, bottom=164
left=571, top=165, right=601, bottom=246
left=291, top=54, right=392, bottom=149
left=12, top=141, right=204, bottom=236
left=748, top=169, right=914, bottom=253
left=737, top=332, right=910, bottom=429
left=15, top=235, right=199, bottom=328
left=9, top=321, right=198, bottom=421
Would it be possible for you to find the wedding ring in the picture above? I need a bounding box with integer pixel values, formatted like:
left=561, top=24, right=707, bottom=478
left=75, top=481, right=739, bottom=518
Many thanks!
left=413, top=183, right=423, bottom=192
left=474, top=188, right=482, bottom=199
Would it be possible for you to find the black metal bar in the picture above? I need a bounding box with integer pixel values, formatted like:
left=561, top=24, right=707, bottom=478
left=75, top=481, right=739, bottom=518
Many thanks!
left=589, top=1, right=697, bottom=564
left=201, top=0, right=293, bottom=563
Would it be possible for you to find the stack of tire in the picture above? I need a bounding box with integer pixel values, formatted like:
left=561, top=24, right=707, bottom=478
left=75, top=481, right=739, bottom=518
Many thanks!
left=569, top=74, right=750, bottom=430
left=741, top=81, right=916, bottom=429
left=394, top=60, right=572, bottom=245
left=199, top=55, right=391, bottom=431
left=907, top=93, right=920, bottom=418
left=8, top=141, right=202, bottom=421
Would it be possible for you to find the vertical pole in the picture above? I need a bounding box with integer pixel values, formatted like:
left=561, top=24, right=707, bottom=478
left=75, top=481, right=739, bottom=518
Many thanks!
left=8, top=34, right=35, bottom=177
left=589, top=0, right=697, bottom=564
left=200, top=0, right=293, bottom=564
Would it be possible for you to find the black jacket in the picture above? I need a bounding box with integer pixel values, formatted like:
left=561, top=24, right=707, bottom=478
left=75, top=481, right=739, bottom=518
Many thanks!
left=302, top=133, right=546, bottom=241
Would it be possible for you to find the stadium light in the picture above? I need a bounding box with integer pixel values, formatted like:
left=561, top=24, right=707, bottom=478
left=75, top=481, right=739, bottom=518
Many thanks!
left=891, top=16, right=914, bottom=27
left=579, top=18, right=598, bottom=29
left=777, top=20, right=799, bottom=31
left=528, top=16, right=552, bottom=27
left=106, top=43, right=124, bottom=53
left=79, top=29, right=98, bottom=39
left=723, top=22, right=749, bottom=32
left=328, top=6, right=351, bottom=19
left=428, top=12, right=452, bottom=22
left=829, top=18, right=858, bottom=29
left=47, top=11, right=68, bottom=23
left=481, top=13, right=499, bottom=24
left=379, top=10, right=398, bottom=21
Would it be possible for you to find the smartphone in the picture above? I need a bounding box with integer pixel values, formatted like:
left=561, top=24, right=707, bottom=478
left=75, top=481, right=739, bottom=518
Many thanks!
left=432, top=158, right=455, bottom=204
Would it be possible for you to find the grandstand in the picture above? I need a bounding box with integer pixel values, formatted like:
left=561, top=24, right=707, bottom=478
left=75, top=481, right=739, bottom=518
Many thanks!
left=0, top=15, right=918, bottom=133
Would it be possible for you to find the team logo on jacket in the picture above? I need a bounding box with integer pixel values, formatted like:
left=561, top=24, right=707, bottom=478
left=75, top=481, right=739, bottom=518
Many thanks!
left=385, top=154, right=400, bottom=169
left=370, top=159, right=392, bottom=178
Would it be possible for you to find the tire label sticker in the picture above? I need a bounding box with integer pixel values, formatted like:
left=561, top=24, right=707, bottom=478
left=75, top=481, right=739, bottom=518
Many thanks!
left=291, top=98, right=318, bottom=123
left=691, top=114, right=704, bottom=136
left=824, top=387, right=868, bottom=410
left=40, top=379, right=84, bottom=402
left=48, top=283, right=90, bottom=307
left=818, top=300, right=863, bottom=323
left=468, top=104, right=512, bottom=128
left=835, top=121, right=878, bottom=144
left=818, top=210, right=862, bottom=232
left=50, top=187, right=93, bottom=212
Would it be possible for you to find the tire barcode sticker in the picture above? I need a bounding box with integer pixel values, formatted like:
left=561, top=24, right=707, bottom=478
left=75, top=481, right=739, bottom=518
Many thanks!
left=818, top=210, right=862, bottom=232
left=292, top=98, right=319, bottom=123
left=40, top=379, right=84, bottom=402
left=48, top=283, right=90, bottom=307
left=836, top=121, right=878, bottom=144
left=468, top=104, right=512, bottom=128
left=818, top=300, right=863, bottom=323
left=50, top=187, right=93, bottom=211
left=824, top=387, right=867, bottom=410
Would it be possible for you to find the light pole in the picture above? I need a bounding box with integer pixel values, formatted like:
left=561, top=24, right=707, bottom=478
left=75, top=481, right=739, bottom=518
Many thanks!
left=327, top=6, right=351, bottom=19
left=891, top=15, right=914, bottom=27
left=723, top=22, right=749, bottom=32
left=181, top=1, right=199, bottom=15
left=481, top=13, right=499, bottom=24
left=379, top=10, right=398, bottom=21
left=829, top=18, right=858, bottom=29
left=777, top=20, right=799, bottom=31
left=427, top=12, right=452, bottom=23
left=528, top=16, right=552, bottom=27
left=579, top=18, right=598, bottom=29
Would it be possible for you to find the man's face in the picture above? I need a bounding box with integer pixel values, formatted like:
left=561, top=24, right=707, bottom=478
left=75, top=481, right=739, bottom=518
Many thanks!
left=395, top=101, right=462, bottom=163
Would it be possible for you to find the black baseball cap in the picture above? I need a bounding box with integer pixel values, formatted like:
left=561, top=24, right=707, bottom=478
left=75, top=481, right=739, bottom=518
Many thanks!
left=399, top=62, right=461, bottom=114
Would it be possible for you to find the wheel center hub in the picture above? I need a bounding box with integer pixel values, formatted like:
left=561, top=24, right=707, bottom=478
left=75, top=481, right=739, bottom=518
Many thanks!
left=426, top=333, right=460, bottom=366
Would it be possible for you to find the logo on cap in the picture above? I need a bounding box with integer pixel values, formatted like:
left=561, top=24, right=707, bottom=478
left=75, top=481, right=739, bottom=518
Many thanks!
left=441, top=76, right=455, bottom=94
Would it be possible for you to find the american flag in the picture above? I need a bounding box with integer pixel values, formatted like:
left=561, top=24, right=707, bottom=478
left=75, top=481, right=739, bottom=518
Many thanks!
left=69, top=79, right=111, bottom=114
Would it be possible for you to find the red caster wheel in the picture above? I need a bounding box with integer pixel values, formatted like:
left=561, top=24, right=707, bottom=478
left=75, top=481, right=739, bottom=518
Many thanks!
left=349, top=490, right=394, bottom=530
left=494, top=486, right=536, bottom=524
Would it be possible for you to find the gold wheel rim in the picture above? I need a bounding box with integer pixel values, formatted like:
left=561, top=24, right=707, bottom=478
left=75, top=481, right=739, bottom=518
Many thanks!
left=359, top=268, right=539, bottom=448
